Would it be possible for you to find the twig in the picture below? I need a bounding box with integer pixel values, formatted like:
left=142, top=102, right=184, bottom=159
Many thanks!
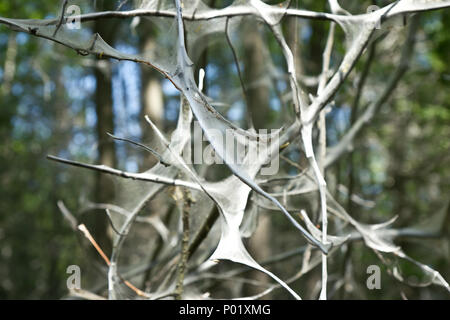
left=68, top=288, right=107, bottom=300
left=81, top=202, right=169, bottom=239
left=47, top=155, right=201, bottom=190
left=225, top=17, right=252, bottom=128
left=175, top=188, right=193, bottom=299
left=346, top=41, right=377, bottom=216
left=78, top=224, right=111, bottom=265
left=325, top=16, right=420, bottom=167
left=104, top=209, right=127, bottom=236
left=53, top=0, right=68, bottom=37
left=104, top=222, right=443, bottom=298
left=106, top=132, right=170, bottom=167
left=12, top=1, right=446, bottom=27
left=57, top=200, right=78, bottom=230
left=141, top=202, right=176, bottom=289
left=315, top=21, right=335, bottom=301
left=77, top=224, right=149, bottom=298
left=117, top=0, right=129, bottom=11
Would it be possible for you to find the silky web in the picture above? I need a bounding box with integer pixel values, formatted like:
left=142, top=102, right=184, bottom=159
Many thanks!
left=1, top=0, right=449, bottom=298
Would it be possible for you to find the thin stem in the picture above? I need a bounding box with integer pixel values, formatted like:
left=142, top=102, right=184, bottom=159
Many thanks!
left=175, top=188, right=193, bottom=300
left=106, top=132, right=170, bottom=166
left=52, top=0, right=68, bottom=37
left=47, top=155, right=201, bottom=191
left=316, top=21, right=335, bottom=301
left=325, top=16, right=420, bottom=168
left=77, top=224, right=149, bottom=298
left=225, top=17, right=252, bottom=128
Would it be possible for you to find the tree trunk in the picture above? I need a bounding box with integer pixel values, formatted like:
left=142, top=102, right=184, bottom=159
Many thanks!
left=242, top=19, right=272, bottom=298
left=242, top=21, right=271, bottom=130
left=140, top=34, right=164, bottom=169
left=91, top=0, right=118, bottom=255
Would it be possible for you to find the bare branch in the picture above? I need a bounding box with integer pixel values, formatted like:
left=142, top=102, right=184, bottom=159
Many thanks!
left=106, top=132, right=170, bottom=167
left=47, top=155, right=201, bottom=191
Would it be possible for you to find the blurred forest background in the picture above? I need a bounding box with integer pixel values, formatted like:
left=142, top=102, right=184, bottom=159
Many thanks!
left=0, top=0, right=449, bottom=299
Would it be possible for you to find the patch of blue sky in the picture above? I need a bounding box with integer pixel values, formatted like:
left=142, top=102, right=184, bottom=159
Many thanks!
left=35, top=121, right=52, bottom=140
left=112, top=67, right=126, bottom=134
left=16, top=98, right=39, bottom=117
left=85, top=101, right=97, bottom=127
left=336, top=105, right=351, bottom=131
left=17, top=60, right=33, bottom=78
left=269, top=95, right=281, bottom=112
left=165, top=98, right=180, bottom=123
left=62, top=66, right=96, bottom=101
left=16, top=33, right=29, bottom=46
left=206, top=63, right=219, bottom=81
left=227, top=101, right=245, bottom=122
left=34, top=79, right=55, bottom=97
left=125, top=157, right=139, bottom=173
left=162, top=78, right=180, bottom=96
left=110, top=44, right=144, bottom=169
left=276, top=79, right=287, bottom=92
left=117, top=45, right=141, bottom=114
left=73, top=131, right=87, bottom=146
left=67, top=129, right=98, bottom=160
left=326, top=104, right=351, bottom=146
left=11, top=116, right=32, bottom=138
left=11, top=83, right=24, bottom=96
left=112, top=43, right=142, bottom=139
left=230, top=61, right=239, bottom=75
left=68, top=138, right=84, bottom=157
left=206, top=83, right=221, bottom=101
left=0, top=33, right=8, bottom=45
left=11, top=111, right=51, bottom=141
left=301, top=22, right=312, bottom=41
left=69, top=100, right=84, bottom=115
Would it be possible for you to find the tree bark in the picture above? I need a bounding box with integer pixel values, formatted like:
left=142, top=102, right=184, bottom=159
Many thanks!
left=242, top=19, right=272, bottom=297
left=242, top=20, right=271, bottom=130
left=92, top=0, right=119, bottom=255
left=140, top=34, right=164, bottom=168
